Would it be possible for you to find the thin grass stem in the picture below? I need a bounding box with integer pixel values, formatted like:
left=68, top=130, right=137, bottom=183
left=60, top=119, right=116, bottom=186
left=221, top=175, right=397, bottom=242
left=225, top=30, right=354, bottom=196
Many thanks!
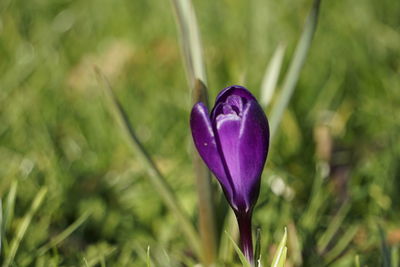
left=0, top=199, right=2, bottom=257
left=191, top=80, right=218, bottom=265
left=218, top=210, right=237, bottom=263
left=170, top=0, right=207, bottom=87
left=269, top=0, right=322, bottom=139
left=36, top=211, right=91, bottom=256
left=4, top=181, right=17, bottom=233
left=95, top=69, right=201, bottom=257
left=324, top=225, right=358, bottom=264
left=260, top=44, right=286, bottom=108
left=170, top=0, right=217, bottom=264
left=2, top=187, right=47, bottom=267
left=271, top=228, right=287, bottom=267
left=83, top=247, right=116, bottom=267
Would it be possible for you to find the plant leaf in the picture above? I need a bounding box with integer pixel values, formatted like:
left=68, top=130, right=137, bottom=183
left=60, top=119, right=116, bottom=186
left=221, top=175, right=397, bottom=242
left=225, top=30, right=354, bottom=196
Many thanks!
left=218, top=210, right=237, bottom=263
left=392, top=246, right=399, bottom=267
left=0, top=199, right=2, bottom=257
left=95, top=69, right=201, bottom=257
left=170, top=0, right=207, bottom=87
left=255, top=227, right=262, bottom=265
left=317, top=202, right=351, bottom=253
left=191, top=80, right=217, bottom=265
left=324, top=225, right=358, bottom=264
left=269, top=0, right=322, bottom=139
left=2, top=187, right=47, bottom=267
left=37, top=211, right=91, bottom=256
left=379, top=225, right=392, bottom=267
left=171, top=0, right=217, bottom=260
left=271, top=228, right=287, bottom=267
left=354, top=255, right=360, bottom=267
left=260, top=43, right=286, bottom=108
left=84, top=246, right=116, bottom=267
left=277, top=247, right=287, bottom=267
left=225, top=231, right=251, bottom=267
left=146, top=246, right=151, bottom=267
left=4, top=181, right=18, bottom=233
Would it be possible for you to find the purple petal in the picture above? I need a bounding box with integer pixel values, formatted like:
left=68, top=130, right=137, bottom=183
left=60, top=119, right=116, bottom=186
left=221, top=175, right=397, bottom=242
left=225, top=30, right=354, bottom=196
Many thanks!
left=215, top=85, right=257, bottom=105
left=190, top=102, right=233, bottom=198
left=214, top=112, right=242, bottom=206
left=191, top=86, right=269, bottom=214
left=237, top=100, right=269, bottom=211
left=225, top=95, right=244, bottom=115
left=214, top=100, right=269, bottom=212
left=211, top=86, right=256, bottom=120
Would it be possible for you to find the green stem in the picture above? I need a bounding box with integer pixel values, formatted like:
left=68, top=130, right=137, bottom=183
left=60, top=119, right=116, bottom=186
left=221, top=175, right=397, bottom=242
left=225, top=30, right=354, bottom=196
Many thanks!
left=269, top=0, right=322, bottom=139
left=96, top=69, right=201, bottom=258
left=171, top=0, right=218, bottom=263
left=191, top=80, right=218, bottom=265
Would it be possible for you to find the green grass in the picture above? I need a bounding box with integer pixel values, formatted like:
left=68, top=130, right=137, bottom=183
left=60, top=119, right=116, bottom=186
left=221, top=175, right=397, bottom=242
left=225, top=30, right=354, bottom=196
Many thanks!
left=0, top=0, right=399, bottom=266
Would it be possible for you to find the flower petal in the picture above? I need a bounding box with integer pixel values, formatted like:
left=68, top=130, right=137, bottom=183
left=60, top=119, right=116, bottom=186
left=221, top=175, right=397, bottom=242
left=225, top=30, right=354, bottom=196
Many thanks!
left=211, top=86, right=257, bottom=120
left=237, top=100, right=270, bottom=210
left=190, top=102, right=233, bottom=198
left=191, top=86, right=270, bottom=214
left=214, top=113, right=243, bottom=208
left=215, top=85, right=257, bottom=105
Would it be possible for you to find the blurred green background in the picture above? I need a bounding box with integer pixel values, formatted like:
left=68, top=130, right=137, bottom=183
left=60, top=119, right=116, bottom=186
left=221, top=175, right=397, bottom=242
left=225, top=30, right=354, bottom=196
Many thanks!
left=0, top=0, right=399, bottom=266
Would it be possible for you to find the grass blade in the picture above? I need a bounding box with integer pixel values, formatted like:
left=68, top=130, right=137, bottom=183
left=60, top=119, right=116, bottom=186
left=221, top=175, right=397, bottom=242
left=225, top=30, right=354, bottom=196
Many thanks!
left=36, top=211, right=91, bottom=256
left=379, top=225, right=392, bottom=267
left=354, top=255, right=360, bottom=267
left=171, top=0, right=217, bottom=261
left=218, top=210, right=237, bottom=263
left=4, top=181, right=18, bottom=233
left=317, top=202, right=351, bottom=253
left=269, top=0, right=322, bottom=139
left=95, top=69, right=201, bottom=257
left=324, top=225, right=358, bottom=264
left=171, top=2, right=217, bottom=260
left=225, top=231, right=251, bottom=267
left=191, top=80, right=217, bottom=264
left=170, top=0, right=207, bottom=88
left=0, top=199, right=2, bottom=257
left=260, top=44, right=286, bottom=108
left=84, top=247, right=116, bottom=267
left=146, top=246, right=151, bottom=267
left=2, top=187, right=47, bottom=267
left=271, top=227, right=287, bottom=267
left=288, top=222, right=303, bottom=266
left=254, top=228, right=261, bottom=265
left=277, top=247, right=287, bottom=267
left=300, top=162, right=329, bottom=232
left=392, top=246, right=399, bottom=267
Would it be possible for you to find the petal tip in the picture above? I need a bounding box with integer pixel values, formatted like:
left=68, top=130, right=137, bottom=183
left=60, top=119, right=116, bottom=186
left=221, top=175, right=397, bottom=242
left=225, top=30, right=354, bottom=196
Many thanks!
left=215, top=85, right=257, bottom=105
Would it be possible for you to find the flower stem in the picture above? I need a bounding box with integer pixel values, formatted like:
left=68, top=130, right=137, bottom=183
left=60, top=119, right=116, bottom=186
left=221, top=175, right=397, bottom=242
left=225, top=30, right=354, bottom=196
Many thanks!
left=236, top=212, right=254, bottom=265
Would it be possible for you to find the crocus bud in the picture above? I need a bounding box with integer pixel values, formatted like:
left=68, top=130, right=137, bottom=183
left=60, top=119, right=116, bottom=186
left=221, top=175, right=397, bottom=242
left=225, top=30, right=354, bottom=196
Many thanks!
left=190, top=85, right=270, bottom=264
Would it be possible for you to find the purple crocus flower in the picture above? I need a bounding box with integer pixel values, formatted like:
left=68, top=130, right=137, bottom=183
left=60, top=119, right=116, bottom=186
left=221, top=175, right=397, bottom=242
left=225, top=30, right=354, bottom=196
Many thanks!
left=190, top=85, right=269, bottom=264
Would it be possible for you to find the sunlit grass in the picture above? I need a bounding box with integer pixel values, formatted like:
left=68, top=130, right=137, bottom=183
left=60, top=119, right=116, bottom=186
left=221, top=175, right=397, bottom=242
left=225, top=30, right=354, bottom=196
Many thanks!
left=0, top=0, right=399, bottom=265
